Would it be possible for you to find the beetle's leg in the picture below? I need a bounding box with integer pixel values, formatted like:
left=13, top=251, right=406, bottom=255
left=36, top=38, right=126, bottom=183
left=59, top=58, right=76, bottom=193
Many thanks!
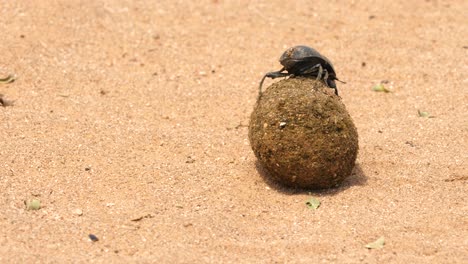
left=332, top=82, right=339, bottom=95
left=265, top=70, right=288, bottom=79
left=323, top=69, right=329, bottom=84
left=321, top=70, right=338, bottom=95
left=315, top=64, right=323, bottom=81
left=258, top=68, right=288, bottom=97
left=301, top=64, right=323, bottom=80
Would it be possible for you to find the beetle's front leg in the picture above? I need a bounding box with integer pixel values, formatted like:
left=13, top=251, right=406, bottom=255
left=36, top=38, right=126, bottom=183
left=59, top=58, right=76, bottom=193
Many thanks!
left=265, top=69, right=288, bottom=79
left=322, top=71, right=339, bottom=95
left=258, top=68, right=289, bottom=96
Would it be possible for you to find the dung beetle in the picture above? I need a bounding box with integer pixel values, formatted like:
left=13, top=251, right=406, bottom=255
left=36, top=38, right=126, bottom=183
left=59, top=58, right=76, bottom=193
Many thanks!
left=259, top=45, right=345, bottom=96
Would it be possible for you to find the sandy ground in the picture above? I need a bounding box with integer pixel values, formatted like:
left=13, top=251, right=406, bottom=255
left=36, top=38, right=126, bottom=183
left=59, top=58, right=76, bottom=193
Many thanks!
left=0, top=0, right=467, bottom=263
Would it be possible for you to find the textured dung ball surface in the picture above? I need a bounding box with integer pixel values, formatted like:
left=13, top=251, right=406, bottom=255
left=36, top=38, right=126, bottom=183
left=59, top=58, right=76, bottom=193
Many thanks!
left=249, top=77, right=359, bottom=189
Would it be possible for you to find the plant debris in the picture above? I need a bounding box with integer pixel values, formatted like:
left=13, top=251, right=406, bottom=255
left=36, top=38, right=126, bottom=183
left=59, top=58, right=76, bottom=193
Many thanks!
left=131, top=213, right=154, bottom=222
left=372, top=83, right=391, bottom=93
left=418, top=110, right=434, bottom=118
left=444, top=175, right=468, bottom=182
left=365, top=236, right=385, bottom=249
left=25, top=199, right=41, bottom=210
left=305, top=197, right=321, bottom=210
left=0, top=74, right=15, bottom=84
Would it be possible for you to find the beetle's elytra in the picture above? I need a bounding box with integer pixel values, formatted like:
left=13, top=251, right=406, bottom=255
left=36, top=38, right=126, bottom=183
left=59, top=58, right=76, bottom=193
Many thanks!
left=259, top=45, right=345, bottom=97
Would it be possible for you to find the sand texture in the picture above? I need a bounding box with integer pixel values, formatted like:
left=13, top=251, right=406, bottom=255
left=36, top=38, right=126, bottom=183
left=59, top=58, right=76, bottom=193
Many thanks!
left=0, top=1, right=467, bottom=263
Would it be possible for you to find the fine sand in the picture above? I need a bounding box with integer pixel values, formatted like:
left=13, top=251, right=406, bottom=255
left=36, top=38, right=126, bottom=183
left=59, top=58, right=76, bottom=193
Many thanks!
left=1, top=1, right=467, bottom=263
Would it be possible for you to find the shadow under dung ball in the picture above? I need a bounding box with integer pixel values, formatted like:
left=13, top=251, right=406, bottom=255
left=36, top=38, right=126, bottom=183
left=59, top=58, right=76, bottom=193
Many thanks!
left=249, top=77, right=358, bottom=189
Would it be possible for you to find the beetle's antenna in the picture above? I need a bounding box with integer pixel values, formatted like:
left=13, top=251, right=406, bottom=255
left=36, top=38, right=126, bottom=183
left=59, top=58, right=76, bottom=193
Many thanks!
left=335, top=77, right=346, bottom=84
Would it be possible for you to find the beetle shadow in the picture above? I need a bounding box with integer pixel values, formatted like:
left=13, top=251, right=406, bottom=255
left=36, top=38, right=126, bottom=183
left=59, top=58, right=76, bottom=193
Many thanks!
left=254, top=161, right=367, bottom=196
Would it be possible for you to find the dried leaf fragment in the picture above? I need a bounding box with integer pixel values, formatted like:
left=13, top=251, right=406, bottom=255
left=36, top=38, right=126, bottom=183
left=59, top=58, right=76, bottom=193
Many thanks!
left=365, top=236, right=385, bottom=249
left=305, top=197, right=321, bottom=210
left=372, top=84, right=391, bottom=93
left=418, top=110, right=434, bottom=118
left=0, top=74, right=15, bottom=84
left=25, top=199, right=41, bottom=210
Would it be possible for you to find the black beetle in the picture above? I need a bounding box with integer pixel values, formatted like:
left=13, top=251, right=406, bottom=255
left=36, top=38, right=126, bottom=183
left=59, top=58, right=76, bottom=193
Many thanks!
left=259, top=45, right=345, bottom=96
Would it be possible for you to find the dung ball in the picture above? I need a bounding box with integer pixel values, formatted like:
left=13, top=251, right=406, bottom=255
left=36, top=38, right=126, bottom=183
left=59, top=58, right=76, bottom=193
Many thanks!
left=249, top=77, right=359, bottom=189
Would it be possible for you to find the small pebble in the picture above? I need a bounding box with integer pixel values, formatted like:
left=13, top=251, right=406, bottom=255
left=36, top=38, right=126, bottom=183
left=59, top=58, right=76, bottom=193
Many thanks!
left=73, top=209, right=83, bottom=216
left=88, top=234, right=99, bottom=242
left=186, top=156, right=195, bottom=163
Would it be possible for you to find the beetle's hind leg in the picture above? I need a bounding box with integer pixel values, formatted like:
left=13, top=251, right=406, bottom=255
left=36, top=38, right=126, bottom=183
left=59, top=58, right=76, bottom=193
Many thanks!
left=304, top=66, right=340, bottom=96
